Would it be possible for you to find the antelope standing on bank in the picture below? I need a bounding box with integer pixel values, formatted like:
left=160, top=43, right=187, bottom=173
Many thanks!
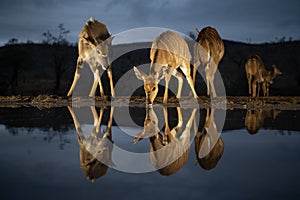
left=67, top=18, right=114, bottom=97
left=68, top=106, right=115, bottom=182
left=194, top=27, right=224, bottom=97
left=134, top=30, right=198, bottom=104
left=245, top=55, right=281, bottom=97
left=134, top=106, right=196, bottom=176
left=245, top=55, right=265, bottom=97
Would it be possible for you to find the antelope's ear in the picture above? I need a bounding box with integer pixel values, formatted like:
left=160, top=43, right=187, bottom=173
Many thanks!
left=106, top=36, right=114, bottom=43
left=195, top=28, right=200, bottom=36
left=133, top=66, right=146, bottom=81
left=156, top=66, right=168, bottom=82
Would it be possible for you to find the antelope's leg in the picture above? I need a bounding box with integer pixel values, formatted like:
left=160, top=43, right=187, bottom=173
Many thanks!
left=89, top=69, right=100, bottom=97
left=90, top=106, right=99, bottom=127
left=205, top=108, right=210, bottom=124
left=208, top=62, right=217, bottom=98
left=104, top=106, right=114, bottom=138
left=98, top=74, right=104, bottom=97
left=181, top=61, right=198, bottom=99
left=205, top=65, right=211, bottom=97
left=67, top=65, right=81, bottom=97
left=247, top=74, right=252, bottom=96
left=252, top=80, right=257, bottom=97
left=262, top=82, right=267, bottom=96
left=210, top=74, right=217, bottom=98
left=107, top=106, right=114, bottom=132
left=163, top=70, right=172, bottom=104
left=107, top=67, right=115, bottom=97
left=176, top=107, right=183, bottom=129
left=172, top=70, right=183, bottom=99
left=210, top=79, right=217, bottom=97
left=67, top=106, right=80, bottom=131
left=257, top=82, right=261, bottom=97
left=96, top=107, right=104, bottom=133
left=67, top=106, right=85, bottom=141
left=192, top=63, right=199, bottom=86
left=193, top=47, right=200, bottom=86
left=163, top=106, right=172, bottom=144
left=97, top=66, right=104, bottom=96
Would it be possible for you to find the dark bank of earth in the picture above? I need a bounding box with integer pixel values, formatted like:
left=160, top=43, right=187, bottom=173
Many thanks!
left=0, top=95, right=299, bottom=110
left=0, top=40, right=299, bottom=96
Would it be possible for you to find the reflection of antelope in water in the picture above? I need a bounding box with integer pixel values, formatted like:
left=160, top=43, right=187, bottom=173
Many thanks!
left=67, top=18, right=114, bottom=97
left=194, top=108, right=224, bottom=170
left=134, top=106, right=196, bottom=176
left=194, top=27, right=224, bottom=97
left=68, top=106, right=115, bottom=182
left=245, top=55, right=282, bottom=97
left=134, top=30, right=198, bottom=104
left=245, top=109, right=281, bottom=135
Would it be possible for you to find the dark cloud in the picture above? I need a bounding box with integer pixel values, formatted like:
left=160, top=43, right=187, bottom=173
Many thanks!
left=0, top=0, right=299, bottom=45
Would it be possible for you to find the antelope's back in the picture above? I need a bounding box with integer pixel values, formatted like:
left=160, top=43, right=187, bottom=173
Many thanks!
left=150, top=31, right=191, bottom=64
left=150, top=133, right=190, bottom=176
left=78, top=19, right=111, bottom=54
left=245, top=55, right=265, bottom=75
left=80, top=19, right=110, bottom=44
left=195, top=27, right=224, bottom=63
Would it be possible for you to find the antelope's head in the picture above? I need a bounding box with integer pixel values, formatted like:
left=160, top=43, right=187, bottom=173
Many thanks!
left=93, top=36, right=114, bottom=70
left=272, top=65, right=282, bottom=76
left=133, top=66, right=167, bottom=104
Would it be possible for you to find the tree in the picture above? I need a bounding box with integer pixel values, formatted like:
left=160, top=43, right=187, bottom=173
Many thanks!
left=57, top=24, right=70, bottom=45
left=42, top=24, right=71, bottom=93
left=42, top=30, right=56, bottom=44
left=5, top=38, right=19, bottom=46
left=42, top=23, right=70, bottom=45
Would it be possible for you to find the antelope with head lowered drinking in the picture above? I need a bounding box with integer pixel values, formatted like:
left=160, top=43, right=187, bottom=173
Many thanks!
left=134, top=30, right=198, bottom=104
left=245, top=55, right=282, bottom=97
left=67, top=18, right=114, bottom=97
left=245, top=55, right=264, bottom=97
left=261, top=65, right=282, bottom=96
left=194, top=26, right=224, bottom=97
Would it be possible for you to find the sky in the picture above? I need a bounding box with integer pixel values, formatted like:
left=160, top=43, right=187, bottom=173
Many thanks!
left=0, top=0, right=299, bottom=46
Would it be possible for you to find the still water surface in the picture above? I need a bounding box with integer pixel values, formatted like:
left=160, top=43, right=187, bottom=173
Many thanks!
left=0, top=106, right=299, bottom=200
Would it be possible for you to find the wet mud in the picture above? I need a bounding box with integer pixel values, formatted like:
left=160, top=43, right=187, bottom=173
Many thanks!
left=0, top=95, right=299, bottom=110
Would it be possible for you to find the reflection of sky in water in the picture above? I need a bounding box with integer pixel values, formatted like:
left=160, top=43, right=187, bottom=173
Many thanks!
left=0, top=126, right=299, bottom=200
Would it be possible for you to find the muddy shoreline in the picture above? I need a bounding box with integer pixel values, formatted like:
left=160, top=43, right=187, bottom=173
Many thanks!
left=0, top=95, right=299, bottom=110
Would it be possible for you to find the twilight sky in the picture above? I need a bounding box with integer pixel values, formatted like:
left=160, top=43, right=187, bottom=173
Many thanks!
left=0, top=0, right=299, bottom=46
